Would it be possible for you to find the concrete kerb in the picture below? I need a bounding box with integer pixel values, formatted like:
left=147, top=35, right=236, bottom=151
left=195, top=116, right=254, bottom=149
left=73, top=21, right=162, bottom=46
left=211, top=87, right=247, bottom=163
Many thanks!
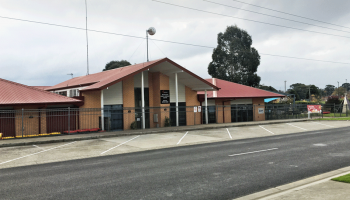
left=235, top=166, right=350, bottom=200
left=0, top=119, right=309, bottom=148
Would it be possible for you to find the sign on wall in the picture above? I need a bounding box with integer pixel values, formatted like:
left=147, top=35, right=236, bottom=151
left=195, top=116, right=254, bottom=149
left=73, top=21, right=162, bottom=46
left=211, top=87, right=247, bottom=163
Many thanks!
left=160, top=90, right=170, bottom=104
left=307, top=105, right=321, bottom=113
left=194, top=107, right=197, bottom=113
left=198, top=106, right=201, bottom=112
left=258, top=108, right=264, bottom=114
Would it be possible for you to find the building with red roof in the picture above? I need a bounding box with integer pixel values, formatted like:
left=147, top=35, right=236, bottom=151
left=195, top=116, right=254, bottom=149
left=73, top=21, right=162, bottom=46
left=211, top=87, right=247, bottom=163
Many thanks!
left=198, top=78, right=284, bottom=123
left=47, top=58, right=218, bottom=131
left=0, top=78, right=83, bottom=138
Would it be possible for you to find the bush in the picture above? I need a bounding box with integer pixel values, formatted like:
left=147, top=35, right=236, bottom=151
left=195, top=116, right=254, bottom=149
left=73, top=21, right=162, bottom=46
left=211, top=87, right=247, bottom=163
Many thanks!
left=130, top=121, right=137, bottom=129
left=164, top=116, right=171, bottom=127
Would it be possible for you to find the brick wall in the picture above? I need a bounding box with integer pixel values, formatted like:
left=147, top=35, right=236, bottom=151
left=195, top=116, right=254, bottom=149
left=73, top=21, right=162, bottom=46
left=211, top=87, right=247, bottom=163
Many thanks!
left=151, top=72, right=170, bottom=127
left=186, top=86, right=201, bottom=125
left=214, top=99, right=232, bottom=124
left=123, top=77, right=135, bottom=130
left=80, top=90, right=101, bottom=129
left=253, top=98, right=265, bottom=121
left=13, top=106, right=46, bottom=137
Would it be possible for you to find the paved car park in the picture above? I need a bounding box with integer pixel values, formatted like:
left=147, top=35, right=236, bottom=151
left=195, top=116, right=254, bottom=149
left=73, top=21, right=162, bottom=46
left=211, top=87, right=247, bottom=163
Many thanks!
left=0, top=121, right=349, bottom=169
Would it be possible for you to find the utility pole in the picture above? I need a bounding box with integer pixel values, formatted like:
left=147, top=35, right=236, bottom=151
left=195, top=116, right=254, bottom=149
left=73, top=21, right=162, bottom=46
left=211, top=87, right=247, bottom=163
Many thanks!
left=284, top=81, right=286, bottom=93
left=309, top=86, right=311, bottom=102
left=338, top=81, right=340, bottom=97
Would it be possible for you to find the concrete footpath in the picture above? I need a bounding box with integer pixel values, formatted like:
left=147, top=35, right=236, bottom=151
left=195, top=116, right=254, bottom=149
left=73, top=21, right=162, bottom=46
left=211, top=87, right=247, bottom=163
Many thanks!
left=236, top=166, right=350, bottom=200
left=0, top=118, right=308, bottom=148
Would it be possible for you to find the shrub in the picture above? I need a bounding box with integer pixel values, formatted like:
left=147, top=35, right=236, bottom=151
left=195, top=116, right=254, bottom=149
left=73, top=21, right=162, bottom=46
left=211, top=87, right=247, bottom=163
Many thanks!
left=164, top=116, right=171, bottom=127
left=130, top=121, right=137, bottom=129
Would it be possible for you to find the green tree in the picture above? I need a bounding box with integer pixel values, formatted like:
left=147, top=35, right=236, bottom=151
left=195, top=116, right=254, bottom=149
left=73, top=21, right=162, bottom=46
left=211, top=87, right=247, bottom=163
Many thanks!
left=103, top=60, right=131, bottom=71
left=208, top=25, right=261, bottom=87
left=288, top=89, right=300, bottom=101
left=324, top=85, right=335, bottom=96
left=342, top=83, right=350, bottom=92
left=258, top=85, right=277, bottom=92
left=305, top=85, right=320, bottom=99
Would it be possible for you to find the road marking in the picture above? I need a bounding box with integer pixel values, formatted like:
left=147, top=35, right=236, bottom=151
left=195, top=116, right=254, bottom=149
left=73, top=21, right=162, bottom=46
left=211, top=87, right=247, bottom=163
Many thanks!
left=101, top=135, right=140, bottom=155
left=229, top=148, right=278, bottom=157
left=312, top=122, right=335, bottom=127
left=259, top=126, right=274, bottom=135
left=177, top=131, right=188, bottom=145
left=226, top=128, right=232, bottom=139
left=313, top=143, right=327, bottom=147
left=33, top=145, right=45, bottom=150
left=286, top=123, right=307, bottom=131
left=0, top=142, right=77, bottom=165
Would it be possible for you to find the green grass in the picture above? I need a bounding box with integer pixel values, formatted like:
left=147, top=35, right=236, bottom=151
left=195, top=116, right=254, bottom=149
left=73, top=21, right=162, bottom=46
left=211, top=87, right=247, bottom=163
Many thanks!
left=332, top=173, right=350, bottom=183
left=322, top=113, right=349, bottom=117
left=315, top=117, right=350, bottom=121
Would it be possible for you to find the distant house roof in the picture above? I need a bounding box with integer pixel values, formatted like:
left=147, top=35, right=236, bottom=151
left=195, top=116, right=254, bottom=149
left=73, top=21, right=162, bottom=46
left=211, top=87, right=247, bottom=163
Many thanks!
left=46, top=58, right=219, bottom=92
left=0, top=78, right=82, bottom=106
left=198, top=78, right=285, bottom=99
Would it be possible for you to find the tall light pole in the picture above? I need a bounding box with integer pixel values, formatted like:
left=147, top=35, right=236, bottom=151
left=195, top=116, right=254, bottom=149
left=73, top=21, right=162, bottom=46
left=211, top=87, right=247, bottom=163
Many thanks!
left=146, top=27, right=156, bottom=62
left=338, top=81, right=340, bottom=97
left=284, top=80, right=286, bottom=93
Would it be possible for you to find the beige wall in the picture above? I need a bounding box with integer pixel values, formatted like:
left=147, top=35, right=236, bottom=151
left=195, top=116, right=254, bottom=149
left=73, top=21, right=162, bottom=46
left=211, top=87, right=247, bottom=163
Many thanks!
left=123, top=76, right=135, bottom=130
left=253, top=98, right=265, bottom=121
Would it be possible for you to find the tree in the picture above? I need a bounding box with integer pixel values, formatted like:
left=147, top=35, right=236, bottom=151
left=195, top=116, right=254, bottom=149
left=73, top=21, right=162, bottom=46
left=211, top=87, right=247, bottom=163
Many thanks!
left=258, top=85, right=278, bottom=92
left=103, top=60, right=131, bottom=71
left=208, top=25, right=261, bottom=87
left=290, top=83, right=307, bottom=99
left=324, top=85, right=335, bottom=96
left=305, top=85, right=320, bottom=99
left=287, top=89, right=300, bottom=101
left=332, top=87, right=346, bottom=97
left=342, top=83, right=350, bottom=92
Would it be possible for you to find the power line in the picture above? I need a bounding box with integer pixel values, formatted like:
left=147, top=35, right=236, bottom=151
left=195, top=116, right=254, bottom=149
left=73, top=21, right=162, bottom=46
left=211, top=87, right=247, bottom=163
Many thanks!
left=0, top=15, right=349, bottom=65
left=152, top=0, right=350, bottom=39
left=204, top=0, right=350, bottom=34
left=230, top=0, right=350, bottom=30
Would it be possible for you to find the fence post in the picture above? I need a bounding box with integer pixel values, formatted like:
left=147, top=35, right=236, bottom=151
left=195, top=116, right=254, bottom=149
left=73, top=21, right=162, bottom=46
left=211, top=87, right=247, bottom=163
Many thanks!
left=21, top=108, right=24, bottom=138
left=68, top=107, right=70, bottom=134
left=334, top=104, right=335, bottom=118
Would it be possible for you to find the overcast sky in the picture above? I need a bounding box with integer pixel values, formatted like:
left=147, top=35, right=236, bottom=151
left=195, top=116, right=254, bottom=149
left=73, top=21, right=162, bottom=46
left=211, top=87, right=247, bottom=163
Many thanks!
left=1, top=0, right=350, bottom=91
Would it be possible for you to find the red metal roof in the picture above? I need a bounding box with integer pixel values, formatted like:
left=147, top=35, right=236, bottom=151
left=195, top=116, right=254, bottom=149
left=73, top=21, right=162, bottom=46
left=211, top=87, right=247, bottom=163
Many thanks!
left=198, top=78, right=285, bottom=99
left=46, top=58, right=219, bottom=91
left=31, top=86, right=51, bottom=90
left=0, top=78, right=82, bottom=105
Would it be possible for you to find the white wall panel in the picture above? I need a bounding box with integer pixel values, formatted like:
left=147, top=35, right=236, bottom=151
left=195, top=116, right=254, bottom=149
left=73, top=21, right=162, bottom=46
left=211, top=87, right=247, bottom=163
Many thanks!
left=134, top=71, right=149, bottom=88
left=103, top=81, right=123, bottom=105
left=169, top=76, right=186, bottom=102
left=231, top=99, right=252, bottom=105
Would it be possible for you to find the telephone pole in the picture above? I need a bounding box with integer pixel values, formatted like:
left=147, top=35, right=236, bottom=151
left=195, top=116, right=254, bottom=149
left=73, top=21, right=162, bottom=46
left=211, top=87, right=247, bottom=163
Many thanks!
left=284, top=81, right=286, bottom=93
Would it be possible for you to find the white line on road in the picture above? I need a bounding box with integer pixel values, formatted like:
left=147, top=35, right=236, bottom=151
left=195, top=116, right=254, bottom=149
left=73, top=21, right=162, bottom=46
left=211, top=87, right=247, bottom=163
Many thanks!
left=226, top=128, right=232, bottom=139
left=229, top=148, right=278, bottom=157
left=286, top=123, right=307, bottom=131
left=33, top=145, right=45, bottom=150
left=0, top=142, right=77, bottom=165
left=259, top=126, right=274, bottom=135
left=177, top=131, right=188, bottom=145
left=101, top=135, right=140, bottom=155
left=312, top=122, right=335, bottom=127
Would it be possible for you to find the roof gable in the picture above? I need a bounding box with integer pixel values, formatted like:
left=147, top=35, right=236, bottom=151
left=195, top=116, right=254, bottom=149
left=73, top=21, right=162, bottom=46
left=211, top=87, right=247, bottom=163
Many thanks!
left=47, top=58, right=219, bottom=91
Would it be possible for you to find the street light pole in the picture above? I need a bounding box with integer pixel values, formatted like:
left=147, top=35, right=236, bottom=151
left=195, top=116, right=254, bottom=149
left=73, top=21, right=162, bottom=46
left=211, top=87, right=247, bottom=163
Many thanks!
left=146, top=27, right=156, bottom=62
left=338, top=81, right=339, bottom=97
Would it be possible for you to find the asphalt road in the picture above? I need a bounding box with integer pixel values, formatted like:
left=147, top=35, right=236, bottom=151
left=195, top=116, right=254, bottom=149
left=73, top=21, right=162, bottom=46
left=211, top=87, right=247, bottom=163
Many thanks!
left=1, top=126, right=350, bottom=200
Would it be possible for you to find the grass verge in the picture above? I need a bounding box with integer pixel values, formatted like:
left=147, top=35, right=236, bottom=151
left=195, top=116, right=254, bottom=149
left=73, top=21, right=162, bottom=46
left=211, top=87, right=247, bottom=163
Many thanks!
left=315, top=117, right=350, bottom=121
left=332, top=173, right=350, bottom=183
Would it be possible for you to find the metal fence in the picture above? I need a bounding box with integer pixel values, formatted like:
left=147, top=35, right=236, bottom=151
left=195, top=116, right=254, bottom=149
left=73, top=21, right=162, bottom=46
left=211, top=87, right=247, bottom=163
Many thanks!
left=0, top=104, right=347, bottom=139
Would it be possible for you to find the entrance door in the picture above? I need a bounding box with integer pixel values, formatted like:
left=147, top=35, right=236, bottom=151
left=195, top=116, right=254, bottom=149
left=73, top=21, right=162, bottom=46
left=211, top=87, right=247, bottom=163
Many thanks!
left=231, top=104, right=253, bottom=122
left=134, top=88, right=150, bottom=129
left=170, top=102, right=187, bottom=126
left=202, top=106, right=216, bottom=124
left=104, top=105, right=123, bottom=131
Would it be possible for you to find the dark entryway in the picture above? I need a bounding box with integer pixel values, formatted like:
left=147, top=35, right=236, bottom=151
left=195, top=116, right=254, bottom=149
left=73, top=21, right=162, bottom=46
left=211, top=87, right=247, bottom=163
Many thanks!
left=104, top=105, right=123, bottom=131
left=202, top=106, right=216, bottom=124
left=231, top=104, right=253, bottom=122
left=134, top=88, right=150, bottom=129
left=0, top=111, right=15, bottom=137
left=170, top=102, right=187, bottom=126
